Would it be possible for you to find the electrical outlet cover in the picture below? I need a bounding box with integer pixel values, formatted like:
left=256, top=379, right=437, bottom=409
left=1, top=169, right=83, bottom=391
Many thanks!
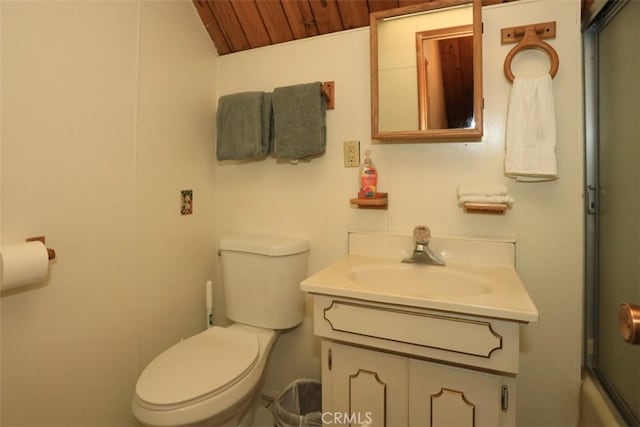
left=343, top=140, right=360, bottom=167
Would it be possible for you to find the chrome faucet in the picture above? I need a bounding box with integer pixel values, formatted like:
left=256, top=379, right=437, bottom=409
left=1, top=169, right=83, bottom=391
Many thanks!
left=402, top=225, right=445, bottom=266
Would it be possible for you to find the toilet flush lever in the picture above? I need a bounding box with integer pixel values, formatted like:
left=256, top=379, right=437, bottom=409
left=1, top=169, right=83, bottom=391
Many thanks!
left=206, top=280, right=214, bottom=329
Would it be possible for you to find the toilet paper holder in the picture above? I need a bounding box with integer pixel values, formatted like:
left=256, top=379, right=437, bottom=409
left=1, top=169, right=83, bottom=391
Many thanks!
left=26, top=236, right=56, bottom=261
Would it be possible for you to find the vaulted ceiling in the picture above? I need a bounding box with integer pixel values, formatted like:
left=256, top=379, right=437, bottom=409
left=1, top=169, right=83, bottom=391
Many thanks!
left=193, top=0, right=509, bottom=56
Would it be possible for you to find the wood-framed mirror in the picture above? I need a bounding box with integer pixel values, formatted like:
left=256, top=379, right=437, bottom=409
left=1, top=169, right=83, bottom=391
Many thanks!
left=370, top=0, right=483, bottom=141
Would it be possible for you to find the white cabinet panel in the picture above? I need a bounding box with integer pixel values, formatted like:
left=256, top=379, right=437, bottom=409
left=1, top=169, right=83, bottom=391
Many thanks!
left=409, top=359, right=506, bottom=427
left=322, top=341, right=408, bottom=426
left=321, top=340, right=515, bottom=427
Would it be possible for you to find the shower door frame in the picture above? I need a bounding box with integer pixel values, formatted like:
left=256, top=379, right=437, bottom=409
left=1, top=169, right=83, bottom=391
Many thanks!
left=583, top=1, right=639, bottom=425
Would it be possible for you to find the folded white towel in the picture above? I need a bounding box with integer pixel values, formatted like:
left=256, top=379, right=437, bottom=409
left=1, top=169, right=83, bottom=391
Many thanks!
left=458, top=195, right=514, bottom=206
left=504, top=74, right=558, bottom=181
left=457, top=185, right=508, bottom=197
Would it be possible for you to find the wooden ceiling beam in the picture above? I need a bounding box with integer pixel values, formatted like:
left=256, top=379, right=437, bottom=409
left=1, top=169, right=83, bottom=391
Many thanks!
left=336, top=0, right=370, bottom=30
left=196, top=0, right=510, bottom=55
left=281, top=0, right=320, bottom=39
left=230, top=0, right=272, bottom=49
left=207, top=0, right=251, bottom=52
left=367, top=0, right=400, bottom=13
left=255, top=0, right=295, bottom=44
left=193, top=0, right=231, bottom=55
left=308, top=0, right=344, bottom=34
left=398, top=0, right=426, bottom=6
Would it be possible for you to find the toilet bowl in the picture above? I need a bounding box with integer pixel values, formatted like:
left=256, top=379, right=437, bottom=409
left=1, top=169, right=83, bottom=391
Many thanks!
left=132, top=234, right=309, bottom=427
left=133, top=324, right=277, bottom=427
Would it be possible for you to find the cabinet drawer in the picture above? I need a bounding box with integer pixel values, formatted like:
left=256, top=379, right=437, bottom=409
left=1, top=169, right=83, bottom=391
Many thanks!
left=313, top=295, right=520, bottom=374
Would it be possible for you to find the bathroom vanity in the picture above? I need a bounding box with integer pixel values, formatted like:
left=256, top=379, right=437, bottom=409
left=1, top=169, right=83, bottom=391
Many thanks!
left=301, top=232, right=538, bottom=427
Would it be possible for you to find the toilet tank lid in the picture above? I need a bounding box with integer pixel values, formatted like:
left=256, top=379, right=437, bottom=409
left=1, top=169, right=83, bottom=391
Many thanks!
left=219, top=234, right=309, bottom=256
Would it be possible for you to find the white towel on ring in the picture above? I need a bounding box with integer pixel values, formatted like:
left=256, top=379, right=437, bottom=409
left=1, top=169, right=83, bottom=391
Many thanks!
left=504, top=74, right=558, bottom=181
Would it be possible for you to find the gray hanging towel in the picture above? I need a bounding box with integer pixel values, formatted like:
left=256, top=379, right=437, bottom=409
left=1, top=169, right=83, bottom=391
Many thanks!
left=216, top=91, right=272, bottom=160
left=272, top=82, right=326, bottom=160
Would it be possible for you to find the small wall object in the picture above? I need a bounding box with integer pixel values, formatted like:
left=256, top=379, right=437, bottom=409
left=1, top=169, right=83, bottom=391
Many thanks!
left=181, top=190, right=193, bottom=215
left=322, top=81, right=335, bottom=110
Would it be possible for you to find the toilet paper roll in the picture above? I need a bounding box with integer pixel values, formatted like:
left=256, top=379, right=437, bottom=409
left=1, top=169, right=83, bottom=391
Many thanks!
left=1, top=241, right=50, bottom=291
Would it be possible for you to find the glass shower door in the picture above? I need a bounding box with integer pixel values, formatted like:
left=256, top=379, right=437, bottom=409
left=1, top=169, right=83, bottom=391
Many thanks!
left=593, top=1, right=640, bottom=423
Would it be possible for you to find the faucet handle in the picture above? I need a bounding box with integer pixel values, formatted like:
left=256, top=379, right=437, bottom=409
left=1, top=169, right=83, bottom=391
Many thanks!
left=413, top=225, right=431, bottom=244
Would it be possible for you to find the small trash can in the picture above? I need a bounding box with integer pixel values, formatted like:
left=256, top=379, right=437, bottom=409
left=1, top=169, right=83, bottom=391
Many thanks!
left=271, top=379, right=322, bottom=427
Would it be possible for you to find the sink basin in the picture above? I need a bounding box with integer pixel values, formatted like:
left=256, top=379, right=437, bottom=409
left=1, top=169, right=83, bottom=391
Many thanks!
left=349, top=264, right=492, bottom=298
left=301, top=251, right=539, bottom=322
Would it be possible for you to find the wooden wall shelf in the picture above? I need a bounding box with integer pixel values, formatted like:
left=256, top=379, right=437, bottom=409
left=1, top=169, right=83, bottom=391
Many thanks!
left=350, top=193, right=388, bottom=209
left=463, top=202, right=508, bottom=214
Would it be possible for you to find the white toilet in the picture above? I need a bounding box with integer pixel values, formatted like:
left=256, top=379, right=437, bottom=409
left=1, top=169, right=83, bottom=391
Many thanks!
left=132, top=234, right=309, bottom=427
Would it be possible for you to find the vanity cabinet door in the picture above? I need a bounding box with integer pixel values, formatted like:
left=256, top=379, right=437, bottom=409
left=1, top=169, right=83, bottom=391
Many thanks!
left=322, top=341, right=408, bottom=427
left=409, top=359, right=509, bottom=427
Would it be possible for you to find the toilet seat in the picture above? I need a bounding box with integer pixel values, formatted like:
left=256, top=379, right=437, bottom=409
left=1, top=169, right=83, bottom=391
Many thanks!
left=135, top=326, right=259, bottom=409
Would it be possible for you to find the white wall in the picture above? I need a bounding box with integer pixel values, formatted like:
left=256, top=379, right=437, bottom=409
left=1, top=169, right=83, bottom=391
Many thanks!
left=0, top=0, right=584, bottom=425
left=0, top=1, right=217, bottom=425
left=484, top=3, right=583, bottom=425
left=215, top=0, right=583, bottom=425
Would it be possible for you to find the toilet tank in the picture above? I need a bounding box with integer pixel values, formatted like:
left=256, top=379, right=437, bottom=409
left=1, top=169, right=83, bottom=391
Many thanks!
left=219, top=235, right=309, bottom=330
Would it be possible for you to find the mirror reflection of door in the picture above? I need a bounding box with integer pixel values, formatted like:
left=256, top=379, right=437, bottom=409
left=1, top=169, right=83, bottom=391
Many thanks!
left=416, top=25, right=474, bottom=130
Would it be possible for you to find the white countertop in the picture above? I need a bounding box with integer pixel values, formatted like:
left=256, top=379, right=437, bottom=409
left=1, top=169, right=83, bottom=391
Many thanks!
left=301, top=254, right=539, bottom=323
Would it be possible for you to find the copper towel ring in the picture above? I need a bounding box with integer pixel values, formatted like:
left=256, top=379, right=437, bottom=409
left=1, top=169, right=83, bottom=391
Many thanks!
left=503, top=25, right=560, bottom=83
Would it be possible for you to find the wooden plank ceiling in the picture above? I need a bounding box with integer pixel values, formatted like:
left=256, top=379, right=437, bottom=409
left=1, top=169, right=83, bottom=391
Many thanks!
left=193, top=0, right=507, bottom=55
